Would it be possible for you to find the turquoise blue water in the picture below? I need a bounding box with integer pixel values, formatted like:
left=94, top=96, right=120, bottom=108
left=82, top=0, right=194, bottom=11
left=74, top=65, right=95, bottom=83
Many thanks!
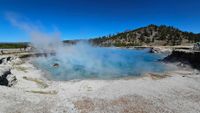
left=33, top=48, right=171, bottom=80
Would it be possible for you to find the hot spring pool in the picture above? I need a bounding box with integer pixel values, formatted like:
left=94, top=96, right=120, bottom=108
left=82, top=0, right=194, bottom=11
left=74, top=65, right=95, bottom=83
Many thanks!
left=33, top=46, right=172, bottom=80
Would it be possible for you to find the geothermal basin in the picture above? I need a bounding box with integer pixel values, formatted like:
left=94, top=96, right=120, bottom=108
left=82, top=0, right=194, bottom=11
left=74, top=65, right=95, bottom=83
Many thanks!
left=32, top=44, right=173, bottom=80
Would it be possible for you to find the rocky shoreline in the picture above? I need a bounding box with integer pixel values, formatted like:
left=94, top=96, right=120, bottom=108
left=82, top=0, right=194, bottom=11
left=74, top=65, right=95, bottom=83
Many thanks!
left=0, top=48, right=200, bottom=113
left=163, top=49, right=200, bottom=70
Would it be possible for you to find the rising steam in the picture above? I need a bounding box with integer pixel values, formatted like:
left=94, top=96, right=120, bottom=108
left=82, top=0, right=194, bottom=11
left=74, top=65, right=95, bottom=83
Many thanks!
left=6, top=12, right=171, bottom=80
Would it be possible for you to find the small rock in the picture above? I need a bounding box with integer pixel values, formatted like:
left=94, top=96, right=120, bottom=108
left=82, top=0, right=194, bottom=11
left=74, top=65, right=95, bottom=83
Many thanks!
left=149, top=47, right=160, bottom=53
left=52, top=63, right=59, bottom=68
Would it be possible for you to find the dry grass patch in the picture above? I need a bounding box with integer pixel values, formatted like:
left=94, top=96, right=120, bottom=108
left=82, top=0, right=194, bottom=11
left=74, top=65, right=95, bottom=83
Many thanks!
left=26, top=90, right=57, bottom=95
left=147, top=73, right=171, bottom=80
left=23, top=76, right=48, bottom=88
left=15, top=66, right=28, bottom=73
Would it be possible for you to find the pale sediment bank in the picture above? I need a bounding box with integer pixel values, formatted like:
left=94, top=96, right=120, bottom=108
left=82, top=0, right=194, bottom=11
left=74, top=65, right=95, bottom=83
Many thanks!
left=0, top=49, right=200, bottom=113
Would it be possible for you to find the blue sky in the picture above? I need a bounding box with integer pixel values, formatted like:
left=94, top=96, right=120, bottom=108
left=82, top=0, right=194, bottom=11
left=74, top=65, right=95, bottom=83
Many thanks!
left=0, top=0, right=200, bottom=42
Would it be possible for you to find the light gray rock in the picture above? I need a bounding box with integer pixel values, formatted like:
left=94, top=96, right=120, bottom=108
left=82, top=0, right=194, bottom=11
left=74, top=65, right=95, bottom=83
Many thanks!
left=0, top=66, right=17, bottom=87
left=11, top=57, right=23, bottom=65
left=6, top=74, right=17, bottom=87
left=193, top=42, right=200, bottom=51
left=149, top=47, right=172, bottom=54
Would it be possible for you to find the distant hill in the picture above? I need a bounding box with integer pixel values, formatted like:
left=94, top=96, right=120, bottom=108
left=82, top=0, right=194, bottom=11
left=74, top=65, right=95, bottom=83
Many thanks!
left=90, top=24, right=200, bottom=47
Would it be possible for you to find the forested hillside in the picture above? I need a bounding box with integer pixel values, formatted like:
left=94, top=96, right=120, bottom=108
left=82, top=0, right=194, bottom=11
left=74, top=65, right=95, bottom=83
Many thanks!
left=90, top=25, right=200, bottom=47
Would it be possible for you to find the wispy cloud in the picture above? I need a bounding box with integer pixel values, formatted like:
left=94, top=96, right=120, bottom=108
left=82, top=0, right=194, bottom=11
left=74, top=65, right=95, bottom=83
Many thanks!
left=5, top=12, right=39, bottom=32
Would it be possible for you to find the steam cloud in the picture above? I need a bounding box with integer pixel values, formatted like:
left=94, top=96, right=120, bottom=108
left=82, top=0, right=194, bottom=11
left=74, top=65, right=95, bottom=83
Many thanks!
left=6, top=12, right=171, bottom=80
left=5, top=12, right=62, bottom=53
